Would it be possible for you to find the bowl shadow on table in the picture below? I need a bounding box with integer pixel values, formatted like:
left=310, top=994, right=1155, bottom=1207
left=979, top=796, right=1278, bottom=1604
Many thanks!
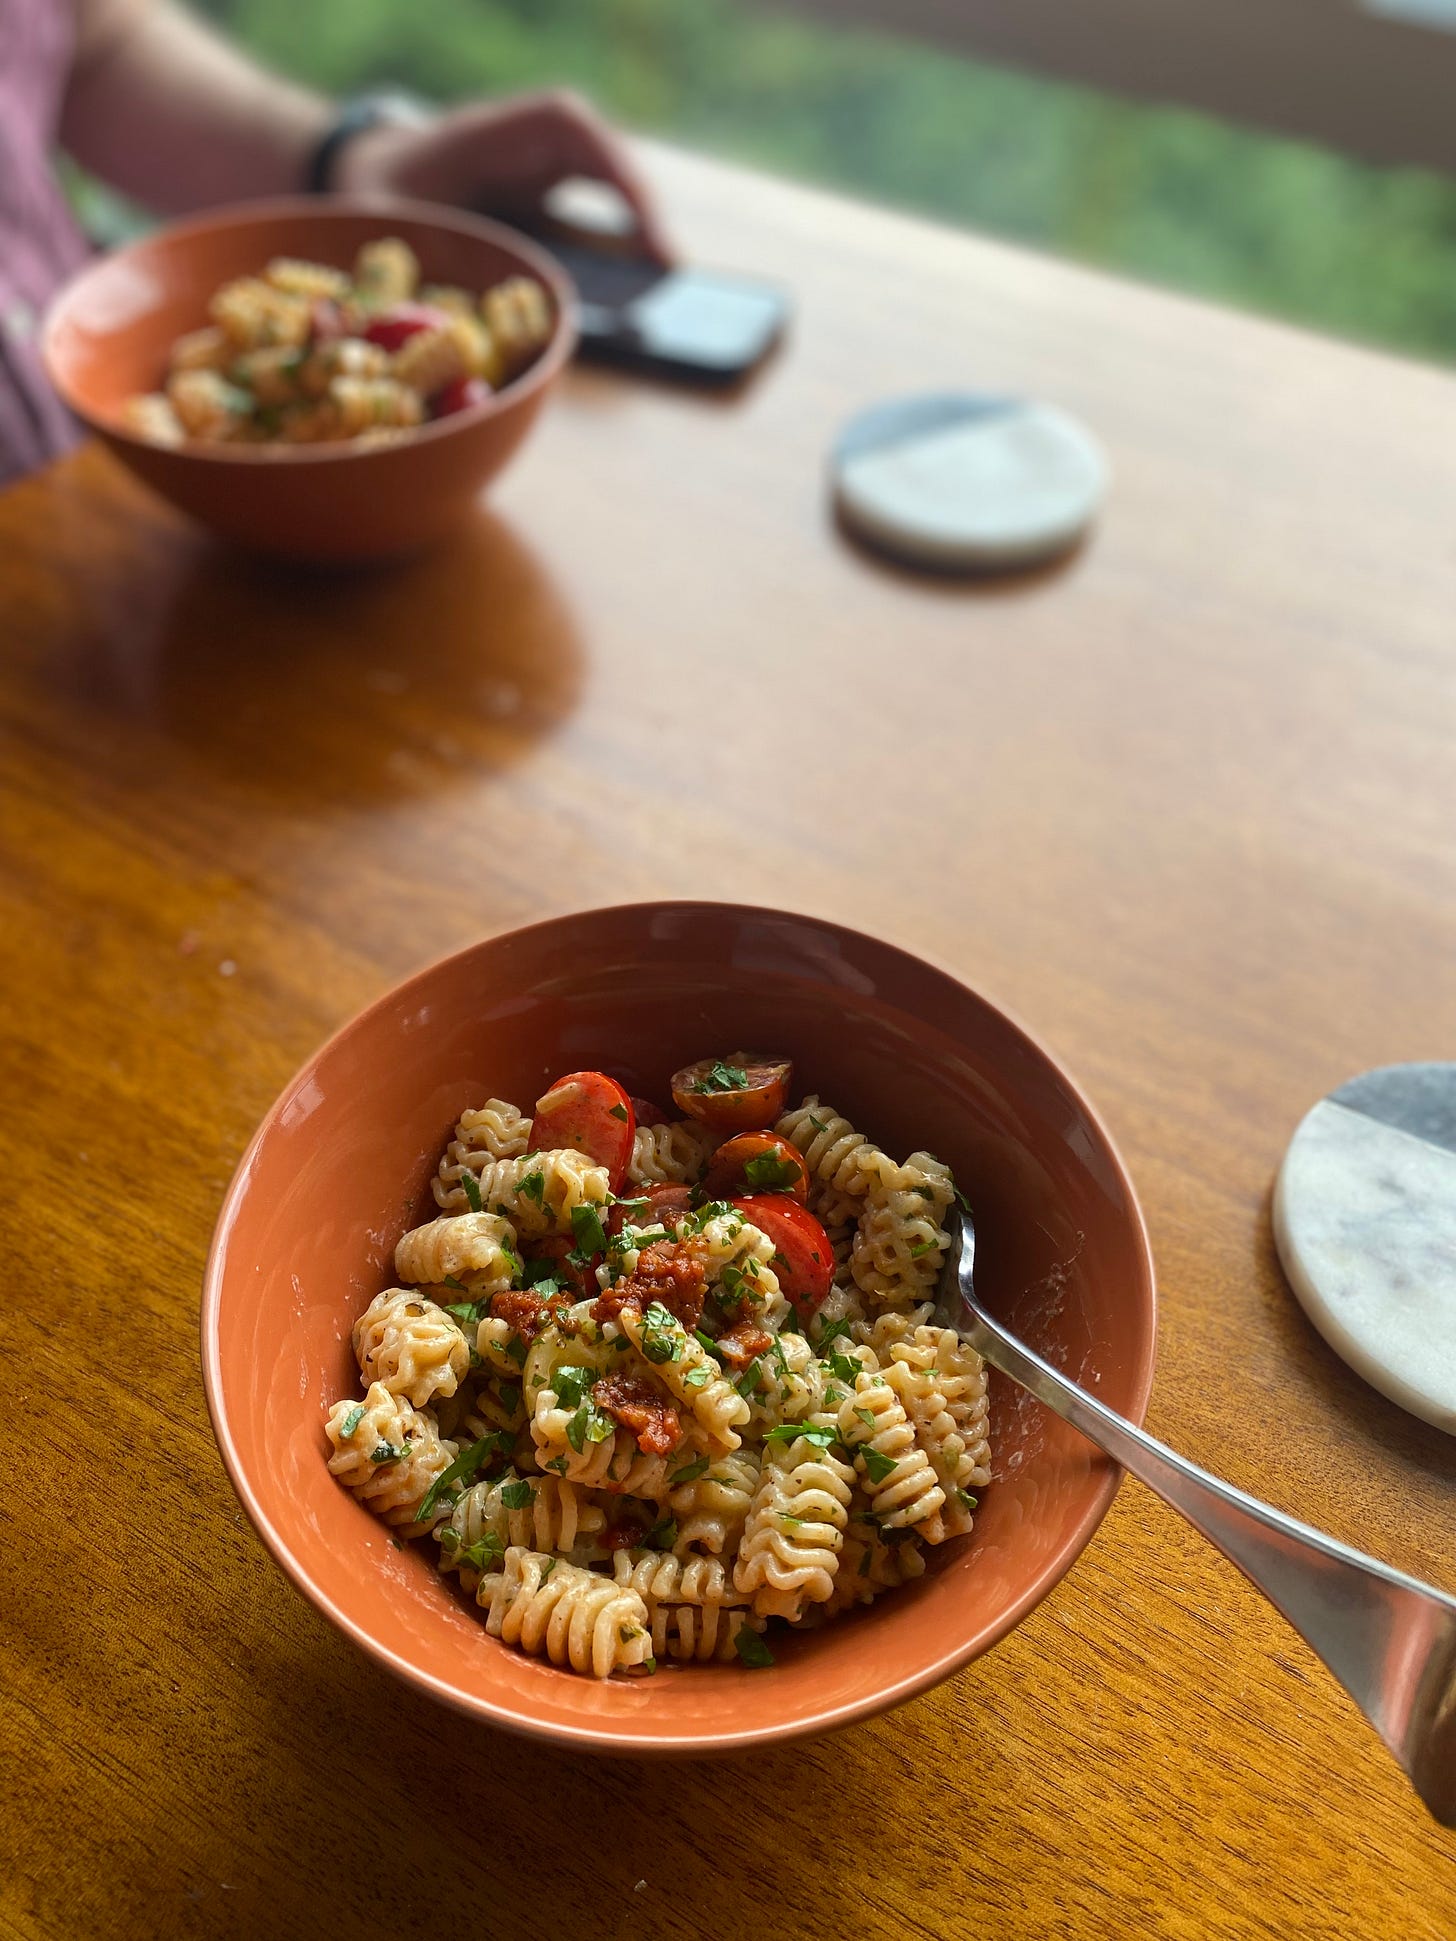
left=228, top=1630, right=1010, bottom=1930
left=1254, top=1194, right=1456, bottom=1499
left=140, top=507, right=585, bottom=813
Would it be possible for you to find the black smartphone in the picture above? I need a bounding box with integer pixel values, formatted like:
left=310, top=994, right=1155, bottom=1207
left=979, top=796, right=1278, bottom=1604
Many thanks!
left=512, top=225, right=789, bottom=384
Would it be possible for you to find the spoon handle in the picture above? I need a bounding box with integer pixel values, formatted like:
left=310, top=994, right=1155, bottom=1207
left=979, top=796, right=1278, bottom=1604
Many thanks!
left=962, top=1295, right=1456, bottom=1825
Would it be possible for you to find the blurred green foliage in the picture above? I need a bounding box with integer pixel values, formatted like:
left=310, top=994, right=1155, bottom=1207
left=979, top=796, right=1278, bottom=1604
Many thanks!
left=192, top=0, right=1456, bottom=359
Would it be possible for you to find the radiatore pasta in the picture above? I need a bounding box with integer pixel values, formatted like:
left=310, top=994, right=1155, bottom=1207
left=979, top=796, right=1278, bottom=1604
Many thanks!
left=123, top=236, right=554, bottom=450
left=323, top=1061, right=991, bottom=1678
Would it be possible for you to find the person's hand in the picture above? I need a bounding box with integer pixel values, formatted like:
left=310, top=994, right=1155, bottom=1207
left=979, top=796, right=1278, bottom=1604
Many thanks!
left=334, top=90, right=672, bottom=263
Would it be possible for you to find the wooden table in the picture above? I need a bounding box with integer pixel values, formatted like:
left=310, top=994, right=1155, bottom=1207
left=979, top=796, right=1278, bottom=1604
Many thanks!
left=4, top=140, right=1455, bottom=1939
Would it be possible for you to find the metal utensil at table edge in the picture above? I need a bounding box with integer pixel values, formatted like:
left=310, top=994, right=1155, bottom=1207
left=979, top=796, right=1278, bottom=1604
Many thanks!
left=935, top=1211, right=1456, bottom=1826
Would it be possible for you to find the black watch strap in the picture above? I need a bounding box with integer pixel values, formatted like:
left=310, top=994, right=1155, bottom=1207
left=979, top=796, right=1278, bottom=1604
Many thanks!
left=304, top=91, right=432, bottom=194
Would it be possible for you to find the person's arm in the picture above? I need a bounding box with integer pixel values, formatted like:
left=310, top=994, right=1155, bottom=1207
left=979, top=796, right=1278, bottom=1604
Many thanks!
left=61, top=0, right=671, bottom=255
left=61, top=0, right=331, bottom=209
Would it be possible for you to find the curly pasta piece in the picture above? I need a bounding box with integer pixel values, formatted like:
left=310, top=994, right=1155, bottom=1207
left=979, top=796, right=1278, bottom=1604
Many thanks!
left=166, top=369, right=250, bottom=440
left=776, top=1097, right=895, bottom=1200
left=610, top=1549, right=744, bottom=1606
left=668, top=1449, right=759, bottom=1555
left=469, top=1149, right=609, bottom=1236
left=324, top=1383, right=457, bottom=1530
left=482, top=276, right=552, bottom=374
left=353, top=237, right=419, bottom=307
left=881, top=1324, right=991, bottom=1492
left=437, top=1474, right=606, bottom=1586
left=352, top=1287, right=469, bottom=1407
left=837, top=1371, right=947, bottom=1535
left=650, top=1603, right=763, bottom=1663
left=626, top=1120, right=717, bottom=1187
left=818, top=1513, right=928, bottom=1618
left=393, top=1212, right=518, bottom=1297
left=459, top=1373, right=527, bottom=1439
left=879, top=1361, right=980, bottom=1539
left=530, top=1389, right=686, bottom=1498
left=167, top=325, right=231, bottom=374
left=297, top=336, right=388, bottom=399
left=745, top=1331, right=827, bottom=1435
left=210, top=276, right=311, bottom=350
left=733, top=1423, right=854, bottom=1621
left=123, top=394, right=185, bottom=447
left=265, top=255, right=350, bottom=301
left=615, top=1304, right=750, bottom=1452
left=851, top=1153, right=956, bottom=1312
left=478, top=1547, right=651, bottom=1678
left=432, top=1100, right=534, bottom=1211
left=391, top=325, right=466, bottom=400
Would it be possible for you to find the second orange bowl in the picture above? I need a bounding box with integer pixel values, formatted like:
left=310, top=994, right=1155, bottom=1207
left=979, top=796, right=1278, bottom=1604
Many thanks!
left=43, top=196, right=577, bottom=561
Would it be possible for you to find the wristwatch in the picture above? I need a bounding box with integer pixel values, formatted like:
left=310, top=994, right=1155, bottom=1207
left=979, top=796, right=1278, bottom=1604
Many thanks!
left=304, top=90, right=433, bottom=194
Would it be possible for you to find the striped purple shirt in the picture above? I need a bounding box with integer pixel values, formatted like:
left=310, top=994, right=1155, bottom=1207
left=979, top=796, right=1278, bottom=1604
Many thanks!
left=0, top=0, right=91, bottom=487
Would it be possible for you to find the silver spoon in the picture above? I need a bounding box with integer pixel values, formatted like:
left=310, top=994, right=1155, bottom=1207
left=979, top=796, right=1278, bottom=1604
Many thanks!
left=935, top=1209, right=1456, bottom=1825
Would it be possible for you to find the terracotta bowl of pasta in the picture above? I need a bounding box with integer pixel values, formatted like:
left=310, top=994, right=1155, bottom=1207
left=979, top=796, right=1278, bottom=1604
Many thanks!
left=42, top=196, right=576, bottom=561
left=201, top=901, right=1157, bottom=1753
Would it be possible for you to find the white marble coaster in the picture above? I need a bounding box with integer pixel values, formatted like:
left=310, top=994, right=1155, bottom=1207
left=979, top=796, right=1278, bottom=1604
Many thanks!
left=1274, top=1063, right=1456, bottom=1433
left=831, top=392, right=1107, bottom=573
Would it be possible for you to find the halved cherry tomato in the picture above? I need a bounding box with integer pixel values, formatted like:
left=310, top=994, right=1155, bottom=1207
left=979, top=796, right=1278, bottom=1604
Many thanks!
left=361, top=302, right=454, bottom=353
left=705, top=1131, right=809, bottom=1203
left=731, top=1194, right=833, bottom=1321
left=629, top=1096, right=672, bottom=1128
left=606, top=1183, right=693, bottom=1238
left=433, top=375, right=491, bottom=416
left=530, top=1071, right=635, bottom=1190
left=671, top=1053, right=792, bottom=1132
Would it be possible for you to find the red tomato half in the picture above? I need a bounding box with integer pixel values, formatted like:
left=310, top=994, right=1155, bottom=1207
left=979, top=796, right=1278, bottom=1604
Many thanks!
left=607, top=1183, right=693, bottom=1238
left=531, top=1071, right=635, bottom=1190
left=671, top=1053, right=792, bottom=1132
left=433, top=375, right=491, bottom=417
left=629, top=1096, right=672, bottom=1128
left=705, top=1131, right=809, bottom=1203
left=361, top=303, right=454, bottom=353
left=731, top=1194, right=833, bottom=1321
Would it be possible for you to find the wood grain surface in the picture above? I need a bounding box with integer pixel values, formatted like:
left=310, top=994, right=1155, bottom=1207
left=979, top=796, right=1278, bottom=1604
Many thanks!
left=3, top=140, right=1455, bottom=1939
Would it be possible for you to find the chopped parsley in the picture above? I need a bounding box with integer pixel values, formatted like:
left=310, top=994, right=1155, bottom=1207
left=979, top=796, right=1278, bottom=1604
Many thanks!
left=734, top=1627, right=775, bottom=1668
left=340, top=1404, right=365, bottom=1439
left=444, top=1300, right=487, bottom=1328
left=909, top=1239, right=938, bottom=1260
left=861, top=1447, right=900, bottom=1485
left=743, top=1153, right=802, bottom=1192
left=552, top=1364, right=598, bottom=1410
left=414, top=1432, right=512, bottom=1521
left=813, top=1316, right=854, bottom=1354
left=696, top=1061, right=749, bottom=1094
left=499, top=1479, right=535, bottom=1510
left=505, top=1333, right=528, bottom=1367
left=459, top=1170, right=483, bottom=1213
left=762, top=1421, right=836, bottom=1449
left=538, top=1556, right=557, bottom=1584
left=459, top=1532, right=505, bottom=1572
left=442, top=1274, right=468, bottom=1292
left=855, top=1407, right=876, bottom=1428
left=496, top=1381, right=522, bottom=1416
left=956, top=1489, right=979, bottom=1512
left=735, top=1358, right=764, bottom=1398
left=639, top=1302, right=683, bottom=1364
left=694, top=1329, right=726, bottom=1363
left=609, top=1103, right=629, bottom=1122
left=570, top=1202, right=608, bottom=1260
left=807, top=1114, right=827, bottom=1133
left=546, top=1455, right=569, bottom=1476
left=517, top=1169, right=546, bottom=1207
left=565, top=1399, right=614, bottom=1453
left=670, top=1455, right=710, bottom=1485
left=858, top=1546, right=873, bottom=1577
left=645, top=1517, right=678, bottom=1550
left=683, top=1364, right=712, bottom=1390
left=825, top=1351, right=861, bottom=1386
left=368, top=1441, right=410, bottom=1465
